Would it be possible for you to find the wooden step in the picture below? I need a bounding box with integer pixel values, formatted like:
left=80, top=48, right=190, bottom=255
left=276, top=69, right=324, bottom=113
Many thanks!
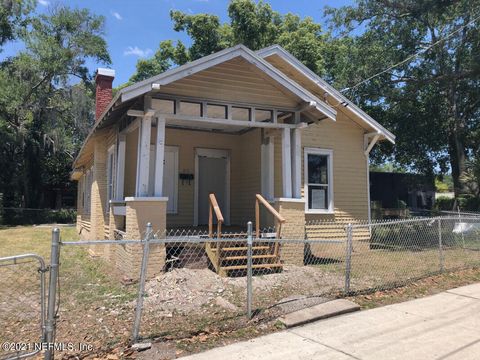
left=218, top=233, right=248, bottom=238
left=261, top=232, right=277, bottom=239
left=223, top=254, right=277, bottom=261
left=221, top=245, right=270, bottom=252
left=207, top=232, right=277, bottom=239
left=220, top=263, right=283, bottom=271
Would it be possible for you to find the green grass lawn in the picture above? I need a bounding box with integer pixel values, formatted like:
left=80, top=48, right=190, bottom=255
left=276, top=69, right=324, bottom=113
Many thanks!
left=0, top=225, right=78, bottom=258
left=0, top=226, right=138, bottom=356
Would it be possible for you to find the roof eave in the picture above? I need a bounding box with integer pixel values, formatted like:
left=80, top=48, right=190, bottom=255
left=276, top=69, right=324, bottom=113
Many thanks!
left=257, top=45, right=395, bottom=144
left=119, top=44, right=337, bottom=121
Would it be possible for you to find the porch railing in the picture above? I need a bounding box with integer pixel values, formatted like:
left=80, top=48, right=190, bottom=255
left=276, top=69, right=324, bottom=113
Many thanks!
left=208, top=193, right=225, bottom=272
left=208, top=193, right=224, bottom=239
left=255, top=194, right=286, bottom=239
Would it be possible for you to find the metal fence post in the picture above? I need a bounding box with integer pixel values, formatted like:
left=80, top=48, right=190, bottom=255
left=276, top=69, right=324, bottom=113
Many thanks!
left=246, top=221, right=253, bottom=319
left=438, top=218, right=444, bottom=272
left=132, top=222, right=152, bottom=342
left=344, top=223, right=353, bottom=294
left=44, top=228, right=60, bottom=360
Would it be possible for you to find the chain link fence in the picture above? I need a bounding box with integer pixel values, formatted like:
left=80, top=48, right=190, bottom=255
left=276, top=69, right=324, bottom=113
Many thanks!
left=56, top=227, right=254, bottom=354
left=2, top=214, right=480, bottom=359
left=348, top=217, right=480, bottom=291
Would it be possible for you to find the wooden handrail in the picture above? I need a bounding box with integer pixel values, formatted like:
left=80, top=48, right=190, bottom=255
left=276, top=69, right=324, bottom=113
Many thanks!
left=209, top=193, right=224, bottom=239
left=255, top=194, right=286, bottom=239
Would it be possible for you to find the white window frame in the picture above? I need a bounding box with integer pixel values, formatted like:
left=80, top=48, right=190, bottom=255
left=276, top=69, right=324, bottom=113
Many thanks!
left=82, top=174, right=86, bottom=211
left=79, top=175, right=84, bottom=211
left=84, top=169, right=92, bottom=215
left=106, top=145, right=115, bottom=213
left=304, top=148, right=334, bottom=214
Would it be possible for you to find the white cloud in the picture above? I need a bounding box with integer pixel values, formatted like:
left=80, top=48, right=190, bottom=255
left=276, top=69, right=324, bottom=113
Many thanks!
left=111, top=11, right=123, bottom=20
left=124, top=46, right=152, bottom=58
left=38, top=0, right=49, bottom=6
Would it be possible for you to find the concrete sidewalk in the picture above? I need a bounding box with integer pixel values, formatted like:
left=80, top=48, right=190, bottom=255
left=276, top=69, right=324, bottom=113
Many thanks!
left=181, top=283, right=480, bottom=360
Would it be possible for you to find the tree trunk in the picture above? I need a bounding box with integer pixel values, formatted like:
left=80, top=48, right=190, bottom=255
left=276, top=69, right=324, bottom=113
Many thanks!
left=448, top=18, right=471, bottom=200
left=449, top=132, right=466, bottom=198
left=448, top=82, right=467, bottom=199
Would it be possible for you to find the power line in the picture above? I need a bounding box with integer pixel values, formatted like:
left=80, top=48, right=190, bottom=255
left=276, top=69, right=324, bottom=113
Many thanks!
left=340, top=11, right=480, bottom=93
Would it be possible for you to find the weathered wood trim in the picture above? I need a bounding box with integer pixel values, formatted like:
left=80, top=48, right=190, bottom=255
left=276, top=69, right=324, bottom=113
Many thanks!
left=136, top=116, right=152, bottom=196
left=291, top=128, right=302, bottom=198
left=282, top=128, right=292, bottom=198
left=115, top=134, right=126, bottom=200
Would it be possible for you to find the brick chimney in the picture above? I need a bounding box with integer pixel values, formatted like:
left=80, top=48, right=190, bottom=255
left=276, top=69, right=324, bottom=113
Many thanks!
left=95, top=68, right=115, bottom=121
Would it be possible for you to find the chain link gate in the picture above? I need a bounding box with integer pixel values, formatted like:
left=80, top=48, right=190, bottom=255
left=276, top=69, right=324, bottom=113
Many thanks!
left=0, top=254, right=47, bottom=360
left=0, top=229, right=60, bottom=360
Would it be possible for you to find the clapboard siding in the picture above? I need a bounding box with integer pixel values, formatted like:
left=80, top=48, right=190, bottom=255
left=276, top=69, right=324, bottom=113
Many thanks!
left=159, top=58, right=300, bottom=108
left=163, top=128, right=261, bottom=226
left=272, top=112, right=368, bottom=224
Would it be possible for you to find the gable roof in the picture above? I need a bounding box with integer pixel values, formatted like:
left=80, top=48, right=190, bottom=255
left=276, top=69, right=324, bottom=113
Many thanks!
left=74, top=43, right=395, bottom=171
left=256, top=45, right=395, bottom=143
left=119, top=44, right=336, bottom=121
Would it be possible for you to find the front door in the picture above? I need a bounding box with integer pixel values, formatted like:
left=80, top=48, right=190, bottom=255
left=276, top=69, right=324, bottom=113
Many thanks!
left=196, top=149, right=229, bottom=225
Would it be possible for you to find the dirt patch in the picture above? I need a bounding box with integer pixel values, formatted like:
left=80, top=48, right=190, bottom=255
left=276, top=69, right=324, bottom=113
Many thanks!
left=139, top=269, right=238, bottom=316
left=132, top=263, right=350, bottom=342
left=227, top=265, right=346, bottom=294
left=138, top=265, right=349, bottom=318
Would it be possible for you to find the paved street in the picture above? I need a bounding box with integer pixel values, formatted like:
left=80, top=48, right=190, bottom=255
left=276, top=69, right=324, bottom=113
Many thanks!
left=182, top=283, right=480, bottom=360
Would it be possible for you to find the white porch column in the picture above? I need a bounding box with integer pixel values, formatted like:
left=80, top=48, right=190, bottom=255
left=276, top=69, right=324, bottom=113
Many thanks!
left=261, top=135, right=274, bottom=200
left=154, top=116, right=166, bottom=197
left=136, top=116, right=152, bottom=196
left=291, top=128, right=302, bottom=198
left=115, top=134, right=126, bottom=200
left=282, top=128, right=292, bottom=198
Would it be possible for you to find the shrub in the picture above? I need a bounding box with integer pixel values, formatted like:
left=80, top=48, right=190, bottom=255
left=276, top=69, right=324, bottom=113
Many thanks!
left=370, top=221, right=446, bottom=250
left=434, top=195, right=480, bottom=212
left=0, top=208, right=76, bottom=226
left=435, top=196, right=455, bottom=211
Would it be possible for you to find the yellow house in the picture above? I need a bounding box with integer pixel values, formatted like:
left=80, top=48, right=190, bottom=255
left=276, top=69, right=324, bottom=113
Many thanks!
left=71, top=44, right=394, bottom=277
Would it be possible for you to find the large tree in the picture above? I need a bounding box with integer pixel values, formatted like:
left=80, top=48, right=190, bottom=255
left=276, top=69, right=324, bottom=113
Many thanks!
left=0, top=0, right=34, bottom=48
left=128, top=0, right=331, bottom=84
left=0, top=3, right=109, bottom=208
left=325, top=0, right=480, bottom=197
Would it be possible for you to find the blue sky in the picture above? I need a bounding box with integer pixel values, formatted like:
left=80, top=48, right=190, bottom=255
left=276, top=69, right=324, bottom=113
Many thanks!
left=2, top=0, right=353, bottom=86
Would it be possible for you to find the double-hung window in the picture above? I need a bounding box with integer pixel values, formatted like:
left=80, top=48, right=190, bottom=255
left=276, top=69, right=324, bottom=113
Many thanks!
left=84, top=169, right=92, bottom=215
left=304, top=148, right=333, bottom=213
left=106, top=145, right=115, bottom=212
